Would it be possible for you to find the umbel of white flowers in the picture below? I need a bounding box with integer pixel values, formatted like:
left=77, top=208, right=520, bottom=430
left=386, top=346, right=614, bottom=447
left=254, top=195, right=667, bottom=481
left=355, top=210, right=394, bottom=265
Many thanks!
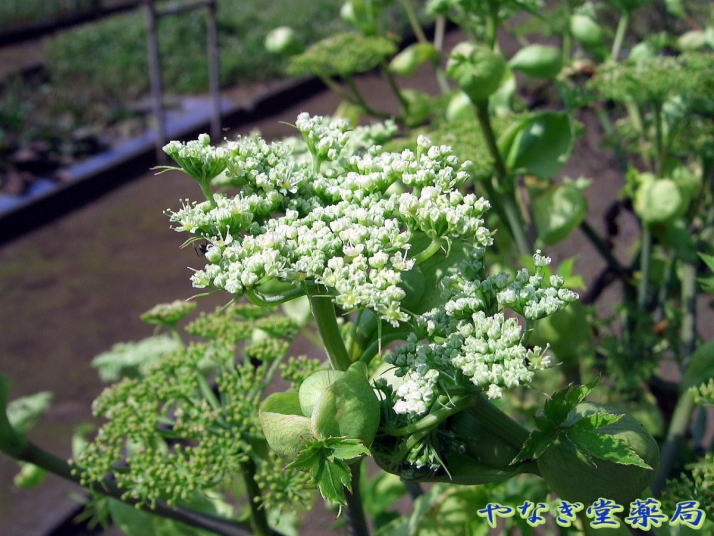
left=164, top=114, right=577, bottom=412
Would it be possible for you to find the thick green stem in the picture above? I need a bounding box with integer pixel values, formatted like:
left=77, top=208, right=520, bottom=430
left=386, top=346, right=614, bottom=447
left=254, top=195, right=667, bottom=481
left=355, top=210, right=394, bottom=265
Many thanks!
left=610, top=10, right=630, bottom=61
left=467, top=394, right=530, bottom=449
left=2, top=440, right=254, bottom=536
left=240, top=459, right=272, bottom=536
left=653, top=101, right=666, bottom=175
left=473, top=99, right=531, bottom=256
left=319, top=75, right=354, bottom=102
left=345, top=461, right=371, bottom=536
left=433, top=16, right=450, bottom=94
left=308, top=293, right=352, bottom=371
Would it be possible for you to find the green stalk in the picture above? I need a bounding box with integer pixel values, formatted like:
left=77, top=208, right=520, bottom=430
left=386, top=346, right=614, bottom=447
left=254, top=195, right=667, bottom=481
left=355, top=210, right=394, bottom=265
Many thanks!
left=345, top=76, right=390, bottom=119
left=610, top=10, right=630, bottom=61
left=358, top=332, right=410, bottom=365
left=414, top=238, right=443, bottom=264
left=385, top=396, right=472, bottom=436
left=653, top=101, right=666, bottom=175
left=308, top=293, right=352, bottom=371
left=318, top=75, right=355, bottom=102
left=199, top=180, right=217, bottom=208
left=653, top=261, right=697, bottom=495
left=637, top=226, right=651, bottom=311
left=485, top=0, right=499, bottom=50
left=2, top=440, right=255, bottom=536
left=245, top=286, right=306, bottom=306
left=433, top=15, right=450, bottom=94
left=473, top=99, right=531, bottom=256
left=345, top=461, right=371, bottom=536
left=398, top=0, right=428, bottom=44
left=240, top=458, right=272, bottom=536
left=380, top=62, right=408, bottom=115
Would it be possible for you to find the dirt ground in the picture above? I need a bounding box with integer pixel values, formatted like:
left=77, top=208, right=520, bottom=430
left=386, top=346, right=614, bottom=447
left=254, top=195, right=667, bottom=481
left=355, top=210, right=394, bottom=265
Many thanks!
left=1, top=29, right=712, bottom=536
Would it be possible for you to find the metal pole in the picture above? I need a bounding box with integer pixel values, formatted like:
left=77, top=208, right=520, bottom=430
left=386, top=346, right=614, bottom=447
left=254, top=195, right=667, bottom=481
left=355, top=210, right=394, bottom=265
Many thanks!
left=143, top=0, right=167, bottom=161
left=206, top=0, right=222, bottom=141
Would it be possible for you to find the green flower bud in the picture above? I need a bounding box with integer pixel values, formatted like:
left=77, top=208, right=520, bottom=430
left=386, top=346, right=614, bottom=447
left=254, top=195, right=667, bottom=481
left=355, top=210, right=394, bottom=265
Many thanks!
left=446, top=42, right=506, bottom=102
left=537, top=402, right=659, bottom=505
left=570, top=15, right=604, bottom=48
left=309, top=362, right=380, bottom=446
left=634, top=176, right=683, bottom=225
left=259, top=392, right=313, bottom=458
left=265, top=26, right=301, bottom=56
left=299, top=369, right=344, bottom=417
left=389, top=43, right=439, bottom=77
left=509, top=44, right=562, bottom=80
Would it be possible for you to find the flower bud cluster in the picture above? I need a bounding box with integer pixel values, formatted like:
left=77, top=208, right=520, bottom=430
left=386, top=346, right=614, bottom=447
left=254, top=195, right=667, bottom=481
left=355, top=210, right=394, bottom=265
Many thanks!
left=163, top=134, right=228, bottom=184
left=166, top=115, right=492, bottom=327
left=385, top=250, right=575, bottom=417
left=496, top=250, right=578, bottom=320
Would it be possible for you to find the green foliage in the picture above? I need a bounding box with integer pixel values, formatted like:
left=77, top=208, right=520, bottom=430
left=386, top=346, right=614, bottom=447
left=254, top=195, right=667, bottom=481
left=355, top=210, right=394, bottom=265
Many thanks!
left=140, top=300, right=197, bottom=327
left=287, top=32, right=396, bottom=78
left=287, top=437, right=369, bottom=505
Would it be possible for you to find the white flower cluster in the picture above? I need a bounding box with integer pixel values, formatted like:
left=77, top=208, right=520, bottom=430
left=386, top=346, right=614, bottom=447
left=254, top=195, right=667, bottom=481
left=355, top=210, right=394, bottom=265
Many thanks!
left=385, top=250, right=574, bottom=417
left=166, top=115, right=491, bottom=327
left=496, top=250, right=578, bottom=320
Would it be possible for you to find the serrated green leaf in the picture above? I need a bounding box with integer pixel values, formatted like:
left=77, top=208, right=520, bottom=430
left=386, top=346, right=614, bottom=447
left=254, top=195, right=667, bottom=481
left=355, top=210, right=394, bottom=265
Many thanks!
left=285, top=441, right=323, bottom=473
left=511, top=429, right=557, bottom=464
left=568, top=412, right=624, bottom=432
left=565, top=426, right=652, bottom=469
left=328, top=437, right=370, bottom=461
left=543, top=382, right=595, bottom=426
left=316, top=459, right=352, bottom=505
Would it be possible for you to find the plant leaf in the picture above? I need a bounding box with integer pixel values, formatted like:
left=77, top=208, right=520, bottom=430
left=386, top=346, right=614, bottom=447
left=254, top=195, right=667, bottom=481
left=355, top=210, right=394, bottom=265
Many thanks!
left=328, top=437, right=370, bottom=461
left=316, top=459, right=352, bottom=505
left=565, top=426, right=652, bottom=469
left=568, top=412, right=624, bottom=432
left=543, top=382, right=595, bottom=426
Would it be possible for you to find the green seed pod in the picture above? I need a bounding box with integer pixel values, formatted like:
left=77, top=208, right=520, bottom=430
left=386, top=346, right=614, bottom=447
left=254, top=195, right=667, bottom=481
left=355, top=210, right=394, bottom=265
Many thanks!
left=309, top=362, right=381, bottom=446
left=264, top=26, right=301, bottom=56
left=446, top=42, right=506, bottom=102
left=537, top=402, right=659, bottom=505
left=259, top=392, right=313, bottom=458
left=509, top=44, right=562, bottom=80
left=634, top=177, right=683, bottom=225
left=570, top=15, right=604, bottom=48
left=389, top=43, right=439, bottom=76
